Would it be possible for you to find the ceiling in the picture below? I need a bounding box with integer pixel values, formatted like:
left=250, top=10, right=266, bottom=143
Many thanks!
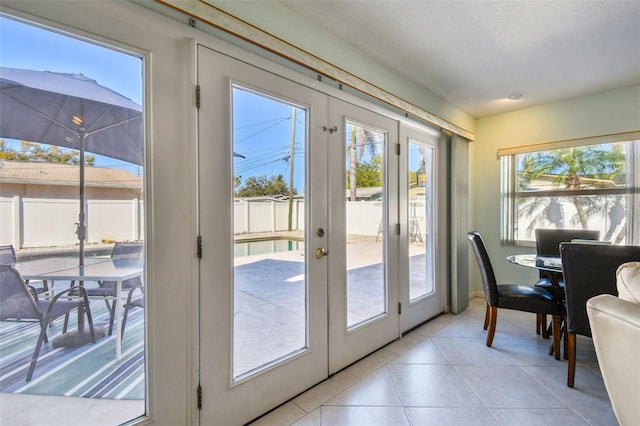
left=278, top=1, right=640, bottom=118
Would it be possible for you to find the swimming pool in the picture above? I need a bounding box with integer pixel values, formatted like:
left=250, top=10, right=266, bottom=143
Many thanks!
left=234, top=238, right=303, bottom=257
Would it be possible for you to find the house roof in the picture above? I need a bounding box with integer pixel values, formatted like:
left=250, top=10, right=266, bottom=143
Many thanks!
left=0, top=160, right=142, bottom=189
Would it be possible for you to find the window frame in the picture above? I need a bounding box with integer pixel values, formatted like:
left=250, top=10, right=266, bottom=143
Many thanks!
left=500, top=134, right=640, bottom=246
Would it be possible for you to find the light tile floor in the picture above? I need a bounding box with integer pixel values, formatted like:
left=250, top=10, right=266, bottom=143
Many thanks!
left=249, top=297, right=617, bottom=426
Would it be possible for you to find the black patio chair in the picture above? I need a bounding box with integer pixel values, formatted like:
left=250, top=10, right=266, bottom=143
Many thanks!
left=560, top=242, right=640, bottom=388
left=79, top=242, right=143, bottom=334
left=534, top=229, right=600, bottom=336
left=0, top=264, right=96, bottom=382
left=468, top=232, right=563, bottom=355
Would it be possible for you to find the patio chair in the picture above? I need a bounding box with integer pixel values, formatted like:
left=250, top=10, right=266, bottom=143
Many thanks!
left=0, top=264, right=96, bottom=382
left=560, top=242, right=640, bottom=388
left=121, top=284, right=144, bottom=339
left=534, top=229, right=600, bottom=337
left=467, top=232, right=563, bottom=355
left=0, top=244, right=17, bottom=265
left=79, top=242, right=143, bottom=334
left=1, top=244, right=50, bottom=294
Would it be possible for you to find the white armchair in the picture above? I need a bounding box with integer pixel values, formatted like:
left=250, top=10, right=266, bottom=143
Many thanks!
left=587, top=261, right=640, bottom=425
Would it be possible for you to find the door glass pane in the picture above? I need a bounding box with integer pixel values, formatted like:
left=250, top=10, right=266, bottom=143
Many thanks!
left=0, top=16, right=145, bottom=424
left=232, top=87, right=307, bottom=379
left=345, top=121, right=386, bottom=328
left=408, top=140, right=435, bottom=300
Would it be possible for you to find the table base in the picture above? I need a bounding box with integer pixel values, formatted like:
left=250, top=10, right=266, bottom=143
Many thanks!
left=53, top=326, right=107, bottom=348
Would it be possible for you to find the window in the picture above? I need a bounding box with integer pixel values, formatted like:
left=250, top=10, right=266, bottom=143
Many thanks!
left=500, top=136, right=640, bottom=245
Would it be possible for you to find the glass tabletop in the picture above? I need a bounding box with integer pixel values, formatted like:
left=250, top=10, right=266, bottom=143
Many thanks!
left=506, top=254, right=563, bottom=273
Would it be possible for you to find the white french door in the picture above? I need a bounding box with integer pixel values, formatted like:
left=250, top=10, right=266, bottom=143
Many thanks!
left=398, top=123, right=445, bottom=331
left=197, top=45, right=329, bottom=425
left=327, top=98, right=400, bottom=373
left=197, top=44, right=444, bottom=425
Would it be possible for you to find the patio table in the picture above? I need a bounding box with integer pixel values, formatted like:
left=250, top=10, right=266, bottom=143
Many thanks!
left=21, top=258, right=143, bottom=360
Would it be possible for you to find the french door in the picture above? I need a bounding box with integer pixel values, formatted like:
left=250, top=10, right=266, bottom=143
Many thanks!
left=197, top=45, right=329, bottom=425
left=327, top=98, right=400, bottom=373
left=398, top=123, right=445, bottom=330
left=197, top=44, right=442, bottom=424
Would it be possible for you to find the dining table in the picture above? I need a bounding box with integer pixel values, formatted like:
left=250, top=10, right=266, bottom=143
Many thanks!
left=506, top=253, right=565, bottom=357
left=19, top=257, right=143, bottom=360
left=506, top=253, right=564, bottom=286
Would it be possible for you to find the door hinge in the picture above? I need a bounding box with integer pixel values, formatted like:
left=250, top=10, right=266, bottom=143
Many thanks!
left=395, top=223, right=401, bottom=235
left=395, top=143, right=401, bottom=156
left=197, top=384, right=202, bottom=409
left=398, top=302, right=402, bottom=315
left=197, top=236, right=203, bottom=258
left=195, top=85, right=201, bottom=109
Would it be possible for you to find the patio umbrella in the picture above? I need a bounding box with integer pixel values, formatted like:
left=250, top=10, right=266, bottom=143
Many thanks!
left=0, top=66, right=143, bottom=264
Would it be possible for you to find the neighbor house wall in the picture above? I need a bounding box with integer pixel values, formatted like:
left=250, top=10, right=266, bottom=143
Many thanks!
left=470, top=85, right=640, bottom=294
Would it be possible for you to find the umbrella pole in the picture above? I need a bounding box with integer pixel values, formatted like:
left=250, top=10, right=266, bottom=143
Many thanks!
left=54, top=131, right=107, bottom=347
left=78, top=132, right=86, bottom=331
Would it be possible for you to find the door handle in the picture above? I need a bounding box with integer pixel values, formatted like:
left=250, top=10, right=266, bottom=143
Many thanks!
left=315, top=247, right=328, bottom=259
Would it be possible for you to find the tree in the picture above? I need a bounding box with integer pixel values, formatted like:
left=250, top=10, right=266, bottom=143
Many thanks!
left=0, top=139, right=95, bottom=165
left=518, top=144, right=626, bottom=237
left=346, top=155, right=382, bottom=188
left=348, top=126, right=379, bottom=201
left=235, top=174, right=295, bottom=198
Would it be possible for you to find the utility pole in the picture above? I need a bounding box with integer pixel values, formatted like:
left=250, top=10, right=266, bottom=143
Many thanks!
left=288, top=107, right=296, bottom=231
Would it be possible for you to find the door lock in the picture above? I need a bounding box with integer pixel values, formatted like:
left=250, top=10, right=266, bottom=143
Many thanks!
left=315, top=247, right=328, bottom=259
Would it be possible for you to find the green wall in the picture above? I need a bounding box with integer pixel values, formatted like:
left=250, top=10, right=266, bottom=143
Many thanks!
left=210, top=1, right=475, bottom=133
left=470, top=85, right=640, bottom=293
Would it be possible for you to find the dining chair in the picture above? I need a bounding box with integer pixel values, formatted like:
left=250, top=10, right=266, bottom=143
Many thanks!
left=467, top=232, right=563, bottom=355
left=560, top=242, right=640, bottom=388
left=0, top=264, right=96, bottom=382
left=534, top=229, right=600, bottom=336
left=77, top=241, right=143, bottom=335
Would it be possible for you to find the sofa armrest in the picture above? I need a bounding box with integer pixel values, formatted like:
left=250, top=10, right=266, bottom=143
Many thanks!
left=587, top=294, right=640, bottom=425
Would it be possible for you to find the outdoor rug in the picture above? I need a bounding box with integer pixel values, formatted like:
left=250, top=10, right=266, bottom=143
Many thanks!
left=0, top=301, right=144, bottom=400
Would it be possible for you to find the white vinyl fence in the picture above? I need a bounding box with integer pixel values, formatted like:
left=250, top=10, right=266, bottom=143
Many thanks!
left=0, top=196, right=144, bottom=248
left=2, top=197, right=426, bottom=249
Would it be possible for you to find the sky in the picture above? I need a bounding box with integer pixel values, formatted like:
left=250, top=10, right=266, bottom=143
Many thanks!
left=0, top=16, right=142, bottom=173
left=1, top=15, right=426, bottom=192
left=233, top=87, right=306, bottom=193
left=0, top=15, right=306, bottom=189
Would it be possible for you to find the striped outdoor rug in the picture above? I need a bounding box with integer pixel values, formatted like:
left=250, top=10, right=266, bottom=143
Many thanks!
left=0, top=302, right=145, bottom=400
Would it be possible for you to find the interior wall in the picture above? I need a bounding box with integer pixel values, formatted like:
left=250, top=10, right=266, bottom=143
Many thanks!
left=469, top=85, right=640, bottom=293
left=207, top=1, right=475, bottom=134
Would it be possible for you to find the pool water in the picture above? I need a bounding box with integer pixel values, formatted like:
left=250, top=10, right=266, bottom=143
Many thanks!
left=234, top=239, right=303, bottom=257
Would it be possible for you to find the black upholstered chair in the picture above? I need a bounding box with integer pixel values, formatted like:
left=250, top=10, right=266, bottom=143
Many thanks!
left=560, top=242, right=640, bottom=388
left=534, top=229, right=600, bottom=336
left=467, top=232, right=562, bottom=355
